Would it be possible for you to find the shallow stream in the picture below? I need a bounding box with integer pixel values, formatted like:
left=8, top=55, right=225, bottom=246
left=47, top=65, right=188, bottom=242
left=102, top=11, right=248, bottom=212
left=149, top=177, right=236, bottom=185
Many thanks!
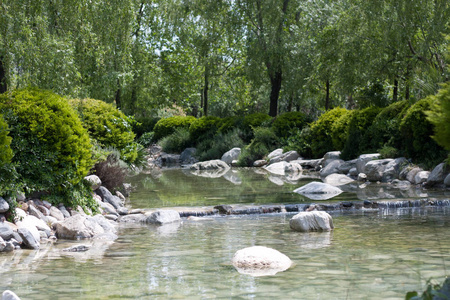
left=1, top=168, right=449, bottom=299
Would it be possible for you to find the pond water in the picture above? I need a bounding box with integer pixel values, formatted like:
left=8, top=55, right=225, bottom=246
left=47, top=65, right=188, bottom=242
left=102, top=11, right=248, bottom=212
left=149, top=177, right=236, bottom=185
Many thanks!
left=1, top=168, right=449, bottom=299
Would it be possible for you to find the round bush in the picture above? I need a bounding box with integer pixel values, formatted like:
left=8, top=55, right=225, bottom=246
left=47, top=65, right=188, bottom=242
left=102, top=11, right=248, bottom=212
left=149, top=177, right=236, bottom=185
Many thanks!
left=243, top=113, right=272, bottom=129
left=70, top=98, right=135, bottom=151
left=341, top=107, right=382, bottom=160
left=133, top=116, right=160, bottom=138
left=272, top=111, right=307, bottom=138
left=400, top=97, right=446, bottom=164
left=0, top=113, right=12, bottom=166
left=0, top=88, right=94, bottom=206
left=309, top=107, right=348, bottom=158
left=427, top=82, right=450, bottom=152
left=331, top=110, right=355, bottom=151
left=153, top=116, right=196, bottom=141
left=189, top=116, right=220, bottom=142
left=363, top=100, right=410, bottom=151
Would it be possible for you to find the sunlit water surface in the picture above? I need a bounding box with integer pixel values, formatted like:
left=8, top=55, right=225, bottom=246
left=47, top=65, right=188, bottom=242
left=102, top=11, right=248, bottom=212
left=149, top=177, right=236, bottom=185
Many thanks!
left=1, top=168, right=449, bottom=299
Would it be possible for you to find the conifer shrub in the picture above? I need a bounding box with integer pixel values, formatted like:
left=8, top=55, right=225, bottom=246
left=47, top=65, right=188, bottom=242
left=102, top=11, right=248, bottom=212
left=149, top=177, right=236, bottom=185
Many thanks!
left=309, top=107, right=348, bottom=158
left=400, top=97, right=446, bottom=165
left=69, top=98, right=138, bottom=164
left=153, top=116, right=196, bottom=141
left=272, top=111, right=307, bottom=138
left=341, top=107, right=382, bottom=160
left=0, top=88, right=95, bottom=209
left=427, top=82, right=450, bottom=153
left=189, top=116, right=220, bottom=142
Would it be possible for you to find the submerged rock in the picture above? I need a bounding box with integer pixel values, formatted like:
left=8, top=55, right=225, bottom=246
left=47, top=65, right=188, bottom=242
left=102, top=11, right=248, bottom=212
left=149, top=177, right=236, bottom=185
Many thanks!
left=54, top=214, right=116, bottom=240
left=2, top=290, right=21, bottom=300
left=323, top=174, right=354, bottom=186
left=232, top=246, right=292, bottom=277
left=264, top=161, right=302, bottom=176
left=144, top=210, right=181, bottom=225
left=293, top=182, right=343, bottom=200
left=289, top=211, right=334, bottom=232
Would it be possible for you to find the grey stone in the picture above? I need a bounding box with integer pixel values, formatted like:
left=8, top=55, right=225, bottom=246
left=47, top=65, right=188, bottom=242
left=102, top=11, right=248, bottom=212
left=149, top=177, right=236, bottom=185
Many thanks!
left=323, top=174, right=355, bottom=186
left=3, top=241, right=14, bottom=252
left=356, top=153, right=381, bottom=173
left=426, top=163, right=449, bottom=187
left=16, top=192, right=26, bottom=202
left=58, top=205, right=71, bottom=218
left=0, top=222, right=13, bottom=240
left=221, top=147, right=241, bottom=165
left=0, top=236, right=5, bottom=251
left=105, top=214, right=118, bottom=221
left=364, top=159, right=394, bottom=182
left=337, top=159, right=357, bottom=174
left=85, top=175, right=102, bottom=190
left=28, top=204, right=45, bottom=220
left=89, top=215, right=117, bottom=234
left=159, top=153, right=181, bottom=166
left=445, top=174, right=450, bottom=187
left=253, top=160, right=267, bottom=167
left=16, top=216, right=42, bottom=242
left=293, top=182, right=343, bottom=200
left=190, top=160, right=230, bottom=171
left=214, top=205, right=233, bottom=214
left=357, top=173, right=367, bottom=181
left=267, top=148, right=283, bottom=159
left=63, top=244, right=91, bottom=252
left=232, top=246, right=292, bottom=277
left=269, top=150, right=300, bottom=164
left=11, top=232, right=22, bottom=245
left=115, top=191, right=126, bottom=202
left=295, top=159, right=323, bottom=170
left=49, top=206, right=65, bottom=221
left=382, top=157, right=408, bottom=182
left=36, top=204, right=50, bottom=216
left=391, top=179, right=412, bottom=190
left=144, top=210, right=181, bottom=225
left=0, top=197, right=9, bottom=213
left=54, top=214, right=105, bottom=240
left=119, top=214, right=146, bottom=223
left=2, top=290, right=21, bottom=300
left=348, top=167, right=358, bottom=177
left=264, top=161, right=302, bottom=176
left=180, top=148, right=198, bottom=165
left=323, top=151, right=341, bottom=160
left=95, top=186, right=123, bottom=209
left=289, top=211, right=334, bottom=232
left=415, top=171, right=430, bottom=185
left=116, top=207, right=129, bottom=215
left=320, top=159, right=344, bottom=177
left=17, top=228, right=40, bottom=249
left=406, top=167, right=422, bottom=184
left=42, top=200, right=52, bottom=209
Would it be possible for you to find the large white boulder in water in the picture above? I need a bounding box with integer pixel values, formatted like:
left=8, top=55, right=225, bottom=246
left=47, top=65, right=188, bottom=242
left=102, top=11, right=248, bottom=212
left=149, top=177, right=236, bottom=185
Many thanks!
left=290, top=211, right=334, bottom=232
left=221, top=148, right=241, bottom=165
left=293, top=182, right=343, bottom=200
left=190, top=160, right=230, bottom=171
left=232, top=246, right=292, bottom=277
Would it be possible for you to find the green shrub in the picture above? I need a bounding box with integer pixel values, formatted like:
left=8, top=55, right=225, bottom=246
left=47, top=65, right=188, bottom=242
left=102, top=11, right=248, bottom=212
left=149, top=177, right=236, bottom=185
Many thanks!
left=0, top=113, right=12, bottom=166
left=362, top=100, right=410, bottom=152
left=153, top=116, right=196, bottom=141
left=189, top=116, right=220, bottom=142
left=400, top=97, right=446, bottom=165
left=217, top=116, right=245, bottom=134
left=0, top=88, right=95, bottom=209
left=196, top=128, right=245, bottom=161
left=69, top=98, right=137, bottom=164
left=427, top=82, right=450, bottom=152
left=309, top=107, right=348, bottom=158
left=132, top=116, right=160, bottom=138
left=238, top=127, right=280, bottom=166
left=241, top=113, right=273, bottom=143
left=282, top=126, right=313, bottom=158
left=159, top=128, right=192, bottom=153
left=341, top=107, right=382, bottom=160
left=137, top=131, right=155, bottom=148
left=331, top=110, right=355, bottom=151
left=272, top=111, right=307, bottom=138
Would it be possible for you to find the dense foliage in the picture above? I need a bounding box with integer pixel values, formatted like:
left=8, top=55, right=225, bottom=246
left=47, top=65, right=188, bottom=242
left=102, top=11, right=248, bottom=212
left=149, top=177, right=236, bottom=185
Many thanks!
left=427, top=83, right=450, bottom=152
left=0, top=113, right=12, bottom=166
left=153, top=116, right=196, bottom=141
left=272, top=112, right=308, bottom=138
left=0, top=88, right=96, bottom=209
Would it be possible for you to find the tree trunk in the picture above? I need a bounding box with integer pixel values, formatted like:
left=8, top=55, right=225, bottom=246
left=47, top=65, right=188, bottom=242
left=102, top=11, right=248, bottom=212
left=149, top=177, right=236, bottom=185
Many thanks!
left=325, top=79, right=330, bottom=110
left=393, top=77, right=398, bottom=102
left=115, top=79, right=121, bottom=109
left=269, top=70, right=282, bottom=117
left=203, top=65, right=209, bottom=116
left=0, top=56, right=7, bottom=93
left=287, top=92, right=293, bottom=112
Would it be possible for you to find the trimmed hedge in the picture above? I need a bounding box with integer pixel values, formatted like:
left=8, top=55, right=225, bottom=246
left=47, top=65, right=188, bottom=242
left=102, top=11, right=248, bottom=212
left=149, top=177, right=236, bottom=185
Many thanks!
left=331, top=110, right=355, bottom=151
left=189, top=116, right=220, bottom=142
left=0, top=88, right=95, bottom=208
left=153, top=116, right=196, bottom=141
